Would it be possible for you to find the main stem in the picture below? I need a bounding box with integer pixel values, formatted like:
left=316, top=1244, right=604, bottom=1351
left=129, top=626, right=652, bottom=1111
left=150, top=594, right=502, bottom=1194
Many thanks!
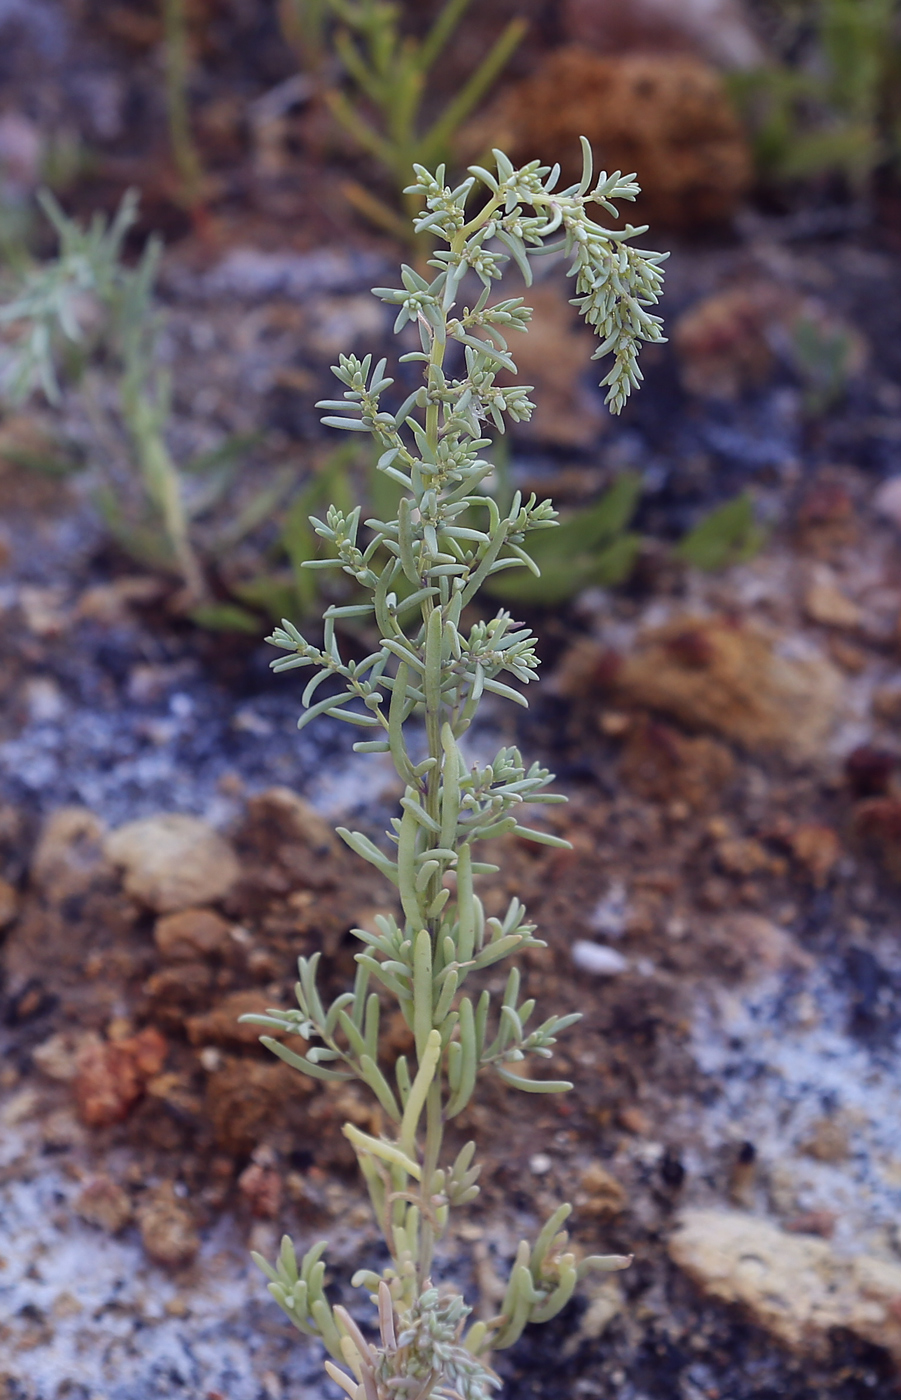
left=414, top=308, right=451, bottom=1286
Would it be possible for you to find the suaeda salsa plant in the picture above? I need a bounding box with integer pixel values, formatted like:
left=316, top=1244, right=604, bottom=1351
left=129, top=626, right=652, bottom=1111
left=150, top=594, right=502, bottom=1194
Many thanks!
left=242, top=140, right=666, bottom=1399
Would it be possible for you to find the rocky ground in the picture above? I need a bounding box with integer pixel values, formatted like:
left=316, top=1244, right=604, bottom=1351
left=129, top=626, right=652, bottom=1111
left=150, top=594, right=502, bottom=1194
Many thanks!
left=3, top=2, right=901, bottom=1398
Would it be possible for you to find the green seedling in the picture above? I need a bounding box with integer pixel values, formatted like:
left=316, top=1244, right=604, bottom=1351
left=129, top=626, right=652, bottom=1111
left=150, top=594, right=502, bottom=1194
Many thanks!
left=485, top=472, right=643, bottom=605
left=313, top=0, right=526, bottom=240
left=240, top=140, right=665, bottom=1397
left=675, top=492, right=766, bottom=572
left=791, top=313, right=860, bottom=415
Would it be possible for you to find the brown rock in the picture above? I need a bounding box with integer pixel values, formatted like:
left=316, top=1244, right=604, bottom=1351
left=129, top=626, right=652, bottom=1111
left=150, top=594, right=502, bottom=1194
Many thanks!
left=562, top=0, right=764, bottom=69
left=206, top=1058, right=310, bottom=1155
left=854, top=798, right=901, bottom=880
left=795, top=480, right=858, bottom=558
left=608, top=617, right=842, bottom=759
left=144, top=962, right=215, bottom=1019
left=673, top=285, right=782, bottom=400
left=845, top=747, right=896, bottom=799
left=576, top=1162, right=629, bottom=1217
left=0, top=876, right=17, bottom=928
left=104, top=813, right=240, bottom=913
left=75, top=576, right=164, bottom=624
left=463, top=49, right=751, bottom=230
left=76, top=1175, right=133, bottom=1233
left=872, top=684, right=901, bottom=724
left=154, top=907, right=231, bottom=962
left=73, top=1027, right=168, bottom=1128
left=186, top=990, right=277, bottom=1049
left=238, top=1153, right=283, bottom=1219
left=618, top=1105, right=652, bottom=1136
left=619, top=717, right=734, bottom=810
left=138, top=1184, right=200, bottom=1268
left=670, top=1209, right=901, bottom=1363
left=31, top=807, right=110, bottom=905
left=715, top=836, right=769, bottom=877
left=246, top=787, right=334, bottom=855
left=784, top=1211, right=838, bottom=1239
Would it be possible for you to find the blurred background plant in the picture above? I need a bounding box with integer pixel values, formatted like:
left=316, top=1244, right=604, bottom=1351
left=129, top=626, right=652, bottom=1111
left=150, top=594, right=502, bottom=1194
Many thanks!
left=729, top=0, right=901, bottom=197
left=0, top=192, right=261, bottom=607
left=162, top=0, right=208, bottom=228
left=280, top=0, right=527, bottom=241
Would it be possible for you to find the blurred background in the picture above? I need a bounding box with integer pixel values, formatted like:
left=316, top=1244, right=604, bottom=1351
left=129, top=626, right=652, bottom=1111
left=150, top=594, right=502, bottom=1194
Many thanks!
left=3, top=3, right=901, bottom=1399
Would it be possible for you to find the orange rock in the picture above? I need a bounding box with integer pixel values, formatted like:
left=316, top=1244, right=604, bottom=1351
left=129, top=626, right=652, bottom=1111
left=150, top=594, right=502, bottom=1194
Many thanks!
left=461, top=48, right=751, bottom=230
left=789, top=824, right=840, bottom=887
left=154, top=907, right=231, bottom=962
left=186, top=990, right=279, bottom=1048
left=73, top=1027, right=167, bottom=1127
left=0, top=876, right=17, bottom=928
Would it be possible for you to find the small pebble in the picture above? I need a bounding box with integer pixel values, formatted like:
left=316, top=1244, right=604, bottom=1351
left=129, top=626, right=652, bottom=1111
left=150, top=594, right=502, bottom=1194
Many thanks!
left=572, top=941, right=629, bottom=976
left=529, top=1153, right=552, bottom=1175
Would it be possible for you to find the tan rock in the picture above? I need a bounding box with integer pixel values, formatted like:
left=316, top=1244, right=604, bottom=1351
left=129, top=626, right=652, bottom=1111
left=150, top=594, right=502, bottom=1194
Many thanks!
left=75, top=576, right=164, bottom=624
left=801, top=1116, right=850, bottom=1163
left=804, top=568, right=861, bottom=629
left=789, top=824, right=841, bottom=887
left=104, top=813, right=240, bottom=913
left=670, top=1209, right=901, bottom=1363
left=138, top=1184, right=200, bottom=1268
left=715, top=836, right=769, bottom=876
left=713, top=912, right=813, bottom=981
left=32, top=1030, right=96, bottom=1083
left=154, top=907, right=231, bottom=962
left=609, top=617, right=842, bottom=759
left=31, top=807, right=110, bottom=904
left=576, top=1162, right=629, bottom=1217
left=497, top=283, right=606, bottom=447
left=76, top=1175, right=133, bottom=1233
